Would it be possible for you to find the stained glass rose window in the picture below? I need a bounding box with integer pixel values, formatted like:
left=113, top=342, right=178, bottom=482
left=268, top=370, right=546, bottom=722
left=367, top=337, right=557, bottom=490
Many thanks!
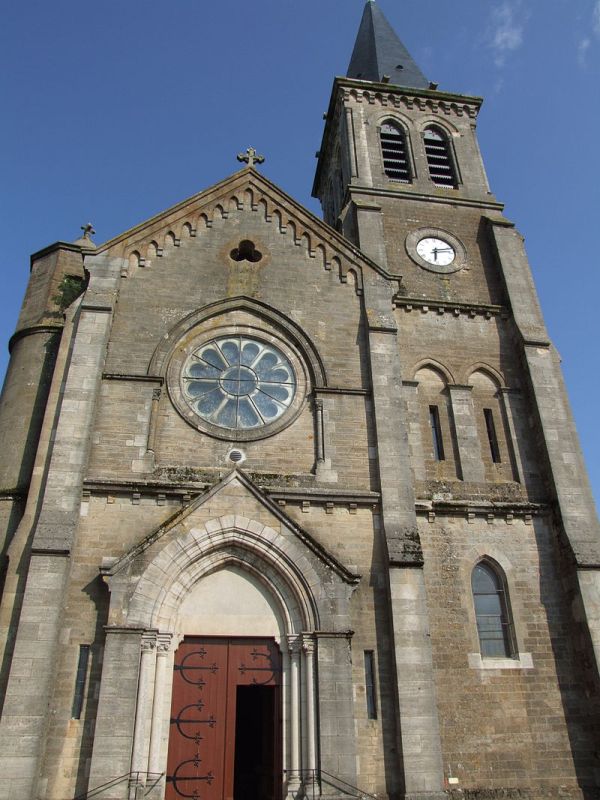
left=181, top=336, right=296, bottom=430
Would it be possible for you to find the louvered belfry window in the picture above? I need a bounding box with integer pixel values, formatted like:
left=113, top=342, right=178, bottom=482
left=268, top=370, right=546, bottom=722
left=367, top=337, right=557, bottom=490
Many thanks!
left=380, top=122, right=411, bottom=182
left=424, top=126, right=457, bottom=187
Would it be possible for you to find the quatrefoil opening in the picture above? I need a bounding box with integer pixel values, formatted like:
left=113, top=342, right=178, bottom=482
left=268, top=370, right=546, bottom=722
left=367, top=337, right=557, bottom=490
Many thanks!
left=230, top=240, right=262, bottom=263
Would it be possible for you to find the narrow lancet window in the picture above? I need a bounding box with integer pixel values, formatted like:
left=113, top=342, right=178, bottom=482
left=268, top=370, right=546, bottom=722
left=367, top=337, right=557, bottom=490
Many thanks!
left=364, top=651, right=377, bottom=720
left=429, top=405, right=445, bottom=461
left=72, top=645, right=90, bottom=719
left=424, top=126, right=457, bottom=187
left=472, top=562, right=514, bottom=658
left=380, top=122, right=411, bottom=182
left=484, top=408, right=501, bottom=463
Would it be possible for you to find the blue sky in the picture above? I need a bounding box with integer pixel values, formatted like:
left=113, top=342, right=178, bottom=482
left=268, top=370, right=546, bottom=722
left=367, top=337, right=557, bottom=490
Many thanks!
left=1, top=0, right=599, bottom=507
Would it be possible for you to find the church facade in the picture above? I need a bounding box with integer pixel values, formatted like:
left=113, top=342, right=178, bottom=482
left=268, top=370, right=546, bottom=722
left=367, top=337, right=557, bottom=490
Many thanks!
left=0, top=4, right=599, bottom=800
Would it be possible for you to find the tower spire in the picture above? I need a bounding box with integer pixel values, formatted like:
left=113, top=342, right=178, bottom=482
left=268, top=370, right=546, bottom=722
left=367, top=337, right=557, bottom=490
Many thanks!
left=347, top=1, right=429, bottom=89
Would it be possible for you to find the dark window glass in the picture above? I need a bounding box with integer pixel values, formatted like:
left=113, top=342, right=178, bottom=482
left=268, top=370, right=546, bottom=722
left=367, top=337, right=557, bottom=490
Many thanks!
left=380, top=122, right=411, bottom=182
left=484, top=408, right=501, bottom=463
left=423, top=126, right=457, bottom=187
left=0, top=556, right=7, bottom=604
left=472, top=563, right=513, bottom=658
left=429, top=405, right=445, bottom=461
left=72, top=645, right=90, bottom=719
left=364, top=651, right=377, bottom=720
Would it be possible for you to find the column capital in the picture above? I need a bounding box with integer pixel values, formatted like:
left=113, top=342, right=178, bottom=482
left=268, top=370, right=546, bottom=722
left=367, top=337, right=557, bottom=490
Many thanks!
left=141, top=632, right=158, bottom=652
left=156, top=633, right=173, bottom=654
left=447, top=383, right=474, bottom=393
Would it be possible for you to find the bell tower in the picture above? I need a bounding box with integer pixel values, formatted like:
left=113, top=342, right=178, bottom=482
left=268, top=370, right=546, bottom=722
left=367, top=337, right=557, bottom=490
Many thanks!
left=315, top=2, right=600, bottom=795
left=313, top=2, right=600, bottom=545
left=314, top=1, right=495, bottom=266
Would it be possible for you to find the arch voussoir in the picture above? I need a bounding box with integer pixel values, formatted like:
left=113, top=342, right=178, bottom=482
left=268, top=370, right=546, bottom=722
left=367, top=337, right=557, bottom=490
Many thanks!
left=125, top=514, right=332, bottom=635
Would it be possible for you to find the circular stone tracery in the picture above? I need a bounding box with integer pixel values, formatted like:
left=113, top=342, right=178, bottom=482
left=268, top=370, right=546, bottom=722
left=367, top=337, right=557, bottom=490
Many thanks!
left=182, top=336, right=296, bottom=431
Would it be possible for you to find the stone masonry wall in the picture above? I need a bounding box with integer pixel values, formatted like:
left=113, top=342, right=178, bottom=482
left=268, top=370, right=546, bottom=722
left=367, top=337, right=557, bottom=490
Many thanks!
left=421, top=514, right=600, bottom=796
left=38, top=489, right=396, bottom=799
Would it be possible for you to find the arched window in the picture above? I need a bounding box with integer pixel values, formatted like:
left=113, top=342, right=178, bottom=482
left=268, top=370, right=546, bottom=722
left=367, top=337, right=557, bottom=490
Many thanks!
left=471, top=561, right=514, bottom=658
left=423, top=126, right=457, bottom=187
left=379, top=121, right=411, bottom=182
left=414, top=365, right=459, bottom=480
left=468, top=369, right=516, bottom=482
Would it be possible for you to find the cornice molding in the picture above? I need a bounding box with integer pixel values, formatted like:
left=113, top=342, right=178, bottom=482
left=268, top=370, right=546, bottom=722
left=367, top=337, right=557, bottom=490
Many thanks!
left=394, top=296, right=508, bottom=319
left=338, top=80, right=481, bottom=119
left=102, top=373, right=164, bottom=384
left=415, top=499, right=549, bottom=525
left=8, top=323, right=62, bottom=354
left=82, top=478, right=380, bottom=511
left=349, top=185, right=504, bottom=211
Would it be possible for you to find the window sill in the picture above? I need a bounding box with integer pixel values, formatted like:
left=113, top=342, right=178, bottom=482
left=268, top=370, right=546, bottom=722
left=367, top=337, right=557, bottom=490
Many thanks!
left=468, top=652, right=533, bottom=670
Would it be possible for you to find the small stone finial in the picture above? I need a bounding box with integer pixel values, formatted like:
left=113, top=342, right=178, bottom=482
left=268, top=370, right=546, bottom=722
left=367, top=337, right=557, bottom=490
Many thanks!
left=73, top=222, right=97, bottom=249
left=237, top=147, right=265, bottom=167
left=81, top=222, right=95, bottom=239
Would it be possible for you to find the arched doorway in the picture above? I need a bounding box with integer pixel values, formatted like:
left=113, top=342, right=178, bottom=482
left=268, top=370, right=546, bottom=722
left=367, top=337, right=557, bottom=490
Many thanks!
left=166, top=636, right=282, bottom=800
left=88, top=499, right=359, bottom=800
left=166, top=566, right=286, bottom=800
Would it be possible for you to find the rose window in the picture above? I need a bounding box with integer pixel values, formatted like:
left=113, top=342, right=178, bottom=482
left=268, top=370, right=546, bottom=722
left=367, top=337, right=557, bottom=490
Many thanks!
left=181, top=336, right=296, bottom=430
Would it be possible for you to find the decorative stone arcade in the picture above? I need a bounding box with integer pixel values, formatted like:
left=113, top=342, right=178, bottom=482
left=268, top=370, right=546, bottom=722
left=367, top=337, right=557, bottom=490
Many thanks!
left=87, top=487, right=359, bottom=800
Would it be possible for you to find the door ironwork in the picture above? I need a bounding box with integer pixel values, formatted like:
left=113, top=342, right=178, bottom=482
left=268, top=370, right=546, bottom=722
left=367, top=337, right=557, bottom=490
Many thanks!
left=166, top=637, right=281, bottom=800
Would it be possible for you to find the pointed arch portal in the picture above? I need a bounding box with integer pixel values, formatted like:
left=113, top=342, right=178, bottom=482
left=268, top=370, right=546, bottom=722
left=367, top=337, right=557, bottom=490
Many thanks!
left=165, top=566, right=287, bottom=800
left=89, top=497, right=358, bottom=800
left=166, top=635, right=283, bottom=800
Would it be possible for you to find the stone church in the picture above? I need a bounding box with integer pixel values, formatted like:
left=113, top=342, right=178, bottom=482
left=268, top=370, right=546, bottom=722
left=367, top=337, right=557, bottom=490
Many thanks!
left=0, top=3, right=599, bottom=799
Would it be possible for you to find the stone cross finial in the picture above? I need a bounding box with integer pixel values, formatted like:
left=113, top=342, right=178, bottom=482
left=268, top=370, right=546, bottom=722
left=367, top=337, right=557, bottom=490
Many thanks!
left=237, top=147, right=265, bottom=167
left=81, top=223, right=96, bottom=239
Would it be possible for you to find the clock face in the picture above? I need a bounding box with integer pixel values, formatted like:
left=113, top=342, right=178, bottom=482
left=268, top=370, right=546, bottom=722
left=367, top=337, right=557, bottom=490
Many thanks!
left=416, top=237, right=456, bottom=267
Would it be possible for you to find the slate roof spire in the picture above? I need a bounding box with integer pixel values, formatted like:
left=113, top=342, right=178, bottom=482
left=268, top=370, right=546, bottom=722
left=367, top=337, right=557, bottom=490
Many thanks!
left=347, top=1, right=430, bottom=90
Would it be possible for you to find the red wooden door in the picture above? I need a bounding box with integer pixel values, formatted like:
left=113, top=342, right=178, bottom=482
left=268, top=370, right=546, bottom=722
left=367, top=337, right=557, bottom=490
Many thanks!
left=166, top=637, right=281, bottom=800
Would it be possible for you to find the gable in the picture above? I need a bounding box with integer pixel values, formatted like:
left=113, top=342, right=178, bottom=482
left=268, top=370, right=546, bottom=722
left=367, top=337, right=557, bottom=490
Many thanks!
left=95, top=176, right=376, bottom=388
left=104, top=469, right=359, bottom=586
left=92, top=166, right=398, bottom=293
left=101, top=470, right=359, bottom=632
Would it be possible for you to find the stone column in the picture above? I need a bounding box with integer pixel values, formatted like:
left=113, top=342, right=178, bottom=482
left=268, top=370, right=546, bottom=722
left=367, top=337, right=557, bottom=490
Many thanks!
left=281, top=646, right=290, bottom=787
left=129, top=633, right=158, bottom=797
left=302, top=636, right=317, bottom=784
left=287, top=636, right=302, bottom=798
left=346, top=103, right=373, bottom=186
left=148, top=634, right=172, bottom=776
left=344, top=106, right=358, bottom=180
left=0, top=328, right=60, bottom=553
left=447, top=385, right=485, bottom=482
left=314, top=393, right=337, bottom=483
